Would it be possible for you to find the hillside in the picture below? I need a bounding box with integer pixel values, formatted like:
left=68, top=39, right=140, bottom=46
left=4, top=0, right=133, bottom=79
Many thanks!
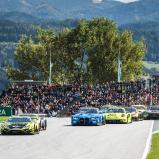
left=0, top=0, right=159, bottom=24
left=1, top=0, right=159, bottom=79
left=1, top=18, right=159, bottom=71
left=120, top=21, right=159, bottom=62
left=0, top=68, right=8, bottom=92
left=0, top=19, right=79, bottom=70
left=0, top=12, right=41, bottom=23
left=0, top=20, right=37, bottom=42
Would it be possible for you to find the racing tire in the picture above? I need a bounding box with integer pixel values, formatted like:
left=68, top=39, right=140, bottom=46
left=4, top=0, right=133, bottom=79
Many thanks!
left=134, top=117, right=138, bottom=121
left=97, top=122, right=102, bottom=126
left=106, top=120, right=109, bottom=124
left=102, top=118, right=106, bottom=125
left=139, top=114, right=144, bottom=121
left=39, top=123, right=42, bottom=131
left=42, top=123, right=46, bottom=130
left=45, top=120, right=47, bottom=130
left=44, top=124, right=47, bottom=130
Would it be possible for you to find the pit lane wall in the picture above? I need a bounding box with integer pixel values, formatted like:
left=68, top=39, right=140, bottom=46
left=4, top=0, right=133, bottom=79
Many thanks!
left=0, top=106, right=12, bottom=116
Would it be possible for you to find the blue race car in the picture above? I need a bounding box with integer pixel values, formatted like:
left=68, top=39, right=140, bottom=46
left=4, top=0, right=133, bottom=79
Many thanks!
left=71, top=107, right=105, bottom=126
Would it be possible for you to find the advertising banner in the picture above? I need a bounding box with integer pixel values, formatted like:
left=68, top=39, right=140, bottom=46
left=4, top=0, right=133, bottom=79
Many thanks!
left=0, top=106, right=12, bottom=116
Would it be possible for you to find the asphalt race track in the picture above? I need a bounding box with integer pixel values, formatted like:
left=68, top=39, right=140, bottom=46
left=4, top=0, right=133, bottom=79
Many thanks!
left=153, top=120, right=159, bottom=132
left=0, top=118, right=153, bottom=159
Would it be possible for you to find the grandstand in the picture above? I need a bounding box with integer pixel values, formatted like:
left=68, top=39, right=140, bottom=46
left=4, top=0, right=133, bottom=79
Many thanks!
left=1, top=79, right=159, bottom=116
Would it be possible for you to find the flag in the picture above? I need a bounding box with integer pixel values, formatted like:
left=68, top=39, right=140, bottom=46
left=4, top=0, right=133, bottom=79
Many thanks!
left=118, top=57, right=122, bottom=82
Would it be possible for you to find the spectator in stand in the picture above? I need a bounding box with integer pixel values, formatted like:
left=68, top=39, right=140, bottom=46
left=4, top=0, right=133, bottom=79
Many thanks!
left=0, top=79, right=159, bottom=116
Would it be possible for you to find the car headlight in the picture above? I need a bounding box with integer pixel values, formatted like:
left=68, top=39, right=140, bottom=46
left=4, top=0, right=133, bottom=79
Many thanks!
left=91, top=118, right=96, bottom=120
left=23, top=124, right=31, bottom=129
left=121, top=114, right=125, bottom=117
left=73, top=117, right=78, bottom=120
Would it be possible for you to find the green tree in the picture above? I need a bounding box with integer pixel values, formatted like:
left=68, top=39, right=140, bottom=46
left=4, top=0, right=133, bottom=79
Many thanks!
left=7, top=18, right=146, bottom=83
left=7, top=36, right=41, bottom=80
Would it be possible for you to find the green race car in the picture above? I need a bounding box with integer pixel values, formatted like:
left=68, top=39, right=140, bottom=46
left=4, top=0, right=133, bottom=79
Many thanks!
left=0, top=116, right=39, bottom=135
left=105, top=107, right=132, bottom=124
left=19, top=114, right=41, bottom=131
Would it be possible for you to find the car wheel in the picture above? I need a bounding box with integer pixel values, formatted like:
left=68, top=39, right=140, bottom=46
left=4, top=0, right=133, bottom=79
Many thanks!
left=39, top=123, right=42, bottom=131
left=140, top=114, right=144, bottom=120
left=45, top=120, right=47, bottom=127
left=135, top=117, right=138, bottom=121
left=102, top=117, right=106, bottom=125
left=97, top=122, right=102, bottom=126
left=44, top=124, right=47, bottom=130
left=43, top=123, right=46, bottom=130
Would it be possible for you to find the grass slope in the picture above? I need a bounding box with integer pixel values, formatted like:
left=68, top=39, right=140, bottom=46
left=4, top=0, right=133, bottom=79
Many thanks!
left=147, top=133, right=159, bottom=159
left=143, top=61, right=159, bottom=71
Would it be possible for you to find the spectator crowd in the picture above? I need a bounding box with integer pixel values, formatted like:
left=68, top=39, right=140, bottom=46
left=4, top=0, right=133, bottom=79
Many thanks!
left=0, top=79, right=159, bottom=116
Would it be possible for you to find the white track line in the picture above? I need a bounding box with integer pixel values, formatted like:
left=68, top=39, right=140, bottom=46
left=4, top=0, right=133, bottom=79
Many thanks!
left=141, top=120, right=154, bottom=159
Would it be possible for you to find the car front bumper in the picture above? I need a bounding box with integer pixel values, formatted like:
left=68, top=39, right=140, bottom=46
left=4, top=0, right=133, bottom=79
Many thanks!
left=147, top=113, right=159, bottom=118
left=1, top=128, right=33, bottom=135
left=72, top=118, right=100, bottom=126
left=106, top=117, right=127, bottom=123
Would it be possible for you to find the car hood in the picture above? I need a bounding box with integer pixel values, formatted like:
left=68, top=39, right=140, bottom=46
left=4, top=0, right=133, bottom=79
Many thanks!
left=106, top=113, right=124, bottom=116
left=73, top=113, right=99, bottom=118
left=130, top=112, right=137, bottom=115
left=138, top=109, right=145, bottom=113
left=5, top=122, right=29, bottom=126
left=147, top=110, right=159, bottom=113
left=101, top=110, right=108, bottom=113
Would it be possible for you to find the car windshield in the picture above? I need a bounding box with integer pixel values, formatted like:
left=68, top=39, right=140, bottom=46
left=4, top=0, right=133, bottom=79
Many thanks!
left=80, top=108, right=89, bottom=111
left=7, top=117, right=31, bottom=122
left=31, top=118, right=38, bottom=120
left=132, top=106, right=146, bottom=110
left=85, top=109, right=98, bottom=114
left=150, top=107, right=159, bottom=110
left=100, top=106, right=110, bottom=110
left=79, top=108, right=91, bottom=113
left=100, top=108, right=109, bottom=113
left=136, top=106, right=146, bottom=110
left=125, top=107, right=136, bottom=113
left=108, top=108, right=124, bottom=113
